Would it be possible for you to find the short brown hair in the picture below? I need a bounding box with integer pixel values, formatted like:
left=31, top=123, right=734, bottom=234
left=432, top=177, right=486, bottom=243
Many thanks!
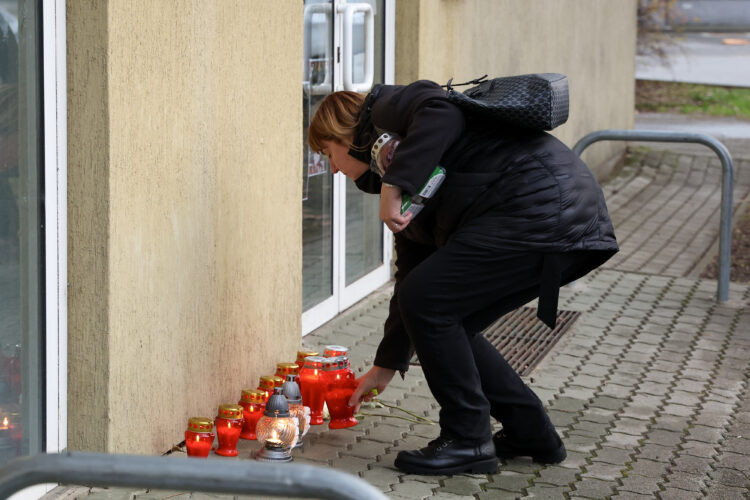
left=308, top=91, right=366, bottom=153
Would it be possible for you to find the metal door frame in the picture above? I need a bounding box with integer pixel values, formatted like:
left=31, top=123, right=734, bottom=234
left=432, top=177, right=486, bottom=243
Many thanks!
left=303, top=0, right=395, bottom=334
left=9, top=1, right=69, bottom=499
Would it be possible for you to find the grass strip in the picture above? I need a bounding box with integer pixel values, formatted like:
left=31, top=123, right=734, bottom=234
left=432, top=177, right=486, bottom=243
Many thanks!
left=636, top=80, right=750, bottom=119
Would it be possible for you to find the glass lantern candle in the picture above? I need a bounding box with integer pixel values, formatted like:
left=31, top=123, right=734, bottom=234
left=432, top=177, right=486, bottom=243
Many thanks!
left=299, top=356, right=326, bottom=425
left=276, top=362, right=299, bottom=380
left=323, top=345, right=349, bottom=357
left=282, top=374, right=310, bottom=448
left=255, top=388, right=299, bottom=462
left=214, top=404, right=244, bottom=457
left=238, top=389, right=266, bottom=440
left=296, top=350, right=318, bottom=370
left=324, top=356, right=359, bottom=429
left=184, top=417, right=215, bottom=458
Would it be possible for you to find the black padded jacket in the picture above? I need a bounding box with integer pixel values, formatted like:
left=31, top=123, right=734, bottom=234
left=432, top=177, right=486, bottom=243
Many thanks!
left=350, top=80, right=619, bottom=372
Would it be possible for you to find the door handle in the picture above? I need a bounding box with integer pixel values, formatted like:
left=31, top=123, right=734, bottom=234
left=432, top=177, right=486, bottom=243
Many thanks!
left=340, top=3, right=374, bottom=92
left=303, top=3, right=333, bottom=96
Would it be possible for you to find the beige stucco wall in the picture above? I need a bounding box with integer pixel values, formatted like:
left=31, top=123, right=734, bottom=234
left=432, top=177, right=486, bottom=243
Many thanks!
left=68, top=0, right=302, bottom=453
left=67, top=0, right=110, bottom=452
left=396, top=0, right=638, bottom=176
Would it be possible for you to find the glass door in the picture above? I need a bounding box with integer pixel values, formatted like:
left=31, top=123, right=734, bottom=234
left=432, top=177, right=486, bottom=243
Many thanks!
left=0, top=0, right=44, bottom=467
left=302, top=0, right=394, bottom=334
left=0, top=2, right=66, bottom=497
left=302, top=0, right=336, bottom=317
left=343, top=0, right=385, bottom=287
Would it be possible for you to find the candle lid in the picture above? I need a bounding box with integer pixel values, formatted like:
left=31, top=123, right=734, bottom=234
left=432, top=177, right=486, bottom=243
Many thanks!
left=276, top=362, right=299, bottom=376
left=324, top=345, right=349, bottom=357
left=217, top=404, right=244, bottom=420
left=240, top=388, right=266, bottom=404
left=322, top=358, right=344, bottom=371
left=259, top=375, right=277, bottom=389
left=296, top=350, right=319, bottom=361
left=331, top=355, right=350, bottom=368
left=271, top=375, right=285, bottom=387
left=264, top=387, right=291, bottom=418
left=282, top=376, right=302, bottom=405
left=187, top=417, right=214, bottom=433
left=303, top=356, right=325, bottom=369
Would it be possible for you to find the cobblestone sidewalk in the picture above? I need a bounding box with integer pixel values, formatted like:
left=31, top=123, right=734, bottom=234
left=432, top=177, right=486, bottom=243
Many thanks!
left=44, top=143, right=750, bottom=499
left=601, top=144, right=750, bottom=278
left=56, top=269, right=750, bottom=500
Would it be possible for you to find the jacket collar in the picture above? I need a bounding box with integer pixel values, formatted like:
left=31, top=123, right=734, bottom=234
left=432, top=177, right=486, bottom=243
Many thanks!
left=348, top=84, right=384, bottom=165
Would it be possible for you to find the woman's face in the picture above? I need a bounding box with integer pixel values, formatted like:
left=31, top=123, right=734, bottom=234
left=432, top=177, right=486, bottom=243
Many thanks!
left=321, top=138, right=369, bottom=180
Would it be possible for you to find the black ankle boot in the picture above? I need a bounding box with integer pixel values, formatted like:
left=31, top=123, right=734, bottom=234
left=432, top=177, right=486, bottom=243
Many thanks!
left=492, top=428, right=567, bottom=464
left=394, top=437, right=499, bottom=475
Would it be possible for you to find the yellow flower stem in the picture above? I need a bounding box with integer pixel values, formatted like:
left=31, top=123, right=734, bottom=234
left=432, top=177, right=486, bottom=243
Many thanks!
left=371, top=398, right=435, bottom=424
left=356, top=412, right=435, bottom=425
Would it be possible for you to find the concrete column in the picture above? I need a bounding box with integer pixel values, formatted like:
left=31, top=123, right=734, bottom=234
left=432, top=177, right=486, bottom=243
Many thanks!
left=67, top=0, right=303, bottom=454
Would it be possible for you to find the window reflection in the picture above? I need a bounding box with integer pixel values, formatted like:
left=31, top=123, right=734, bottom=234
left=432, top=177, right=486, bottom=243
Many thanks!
left=0, top=0, right=42, bottom=465
left=303, top=0, right=334, bottom=310
left=345, top=0, right=383, bottom=286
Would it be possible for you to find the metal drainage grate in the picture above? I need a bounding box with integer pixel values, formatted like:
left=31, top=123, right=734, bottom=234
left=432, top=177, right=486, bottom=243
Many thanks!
left=410, top=307, right=580, bottom=376
left=483, top=307, right=580, bottom=376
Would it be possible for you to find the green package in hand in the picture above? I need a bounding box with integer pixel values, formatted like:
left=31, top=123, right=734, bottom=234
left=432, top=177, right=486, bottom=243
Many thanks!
left=400, top=166, right=446, bottom=217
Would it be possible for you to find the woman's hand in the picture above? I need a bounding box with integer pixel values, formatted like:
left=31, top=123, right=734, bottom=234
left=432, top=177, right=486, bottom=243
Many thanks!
left=348, top=365, right=396, bottom=413
left=380, top=184, right=412, bottom=233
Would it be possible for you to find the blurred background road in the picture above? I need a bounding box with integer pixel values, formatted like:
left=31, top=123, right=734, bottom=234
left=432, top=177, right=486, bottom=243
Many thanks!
left=636, top=31, right=750, bottom=87
left=636, top=0, right=750, bottom=87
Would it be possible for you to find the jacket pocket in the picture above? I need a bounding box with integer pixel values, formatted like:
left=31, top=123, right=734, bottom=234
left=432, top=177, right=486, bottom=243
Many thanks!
left=433, top=171, right=504, bottom=243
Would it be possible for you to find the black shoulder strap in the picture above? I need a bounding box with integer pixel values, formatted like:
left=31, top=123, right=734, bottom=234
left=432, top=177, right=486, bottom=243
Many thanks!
left=442, top=74, right=489, bottom=91
left=350, top=85, right=385, bottom=160
left=364, top=84, right=384, bottom=112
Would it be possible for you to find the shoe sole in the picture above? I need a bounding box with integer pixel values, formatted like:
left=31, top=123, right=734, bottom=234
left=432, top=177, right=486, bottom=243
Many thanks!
left=496, top=445, right=567, bottom=464
left=394, top=456, right=499, bottom=475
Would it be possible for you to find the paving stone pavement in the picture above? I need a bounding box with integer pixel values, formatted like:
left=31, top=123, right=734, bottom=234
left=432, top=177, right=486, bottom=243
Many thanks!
left=601, top=144, right=750, bottom=278
left=44, top=144, right=750, bottom=499
left=47, top=270, right=750, bottom=500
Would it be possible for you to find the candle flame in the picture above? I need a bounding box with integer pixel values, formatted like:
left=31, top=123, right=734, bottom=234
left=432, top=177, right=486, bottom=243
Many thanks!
left=195, top=435, right=200, bottom=442
left=271, top=429, right=278, bottom=440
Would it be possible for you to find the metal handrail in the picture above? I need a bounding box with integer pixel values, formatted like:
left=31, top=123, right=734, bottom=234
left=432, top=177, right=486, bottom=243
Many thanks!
left=573, top=129, right=734, bottom=302
left=0, top=452, right=388, bottom=500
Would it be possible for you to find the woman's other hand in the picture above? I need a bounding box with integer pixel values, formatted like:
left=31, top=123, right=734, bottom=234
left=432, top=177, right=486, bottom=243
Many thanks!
left=380, top=184, right=412, bottom=233
left=348, top=365, right=396, bottom=413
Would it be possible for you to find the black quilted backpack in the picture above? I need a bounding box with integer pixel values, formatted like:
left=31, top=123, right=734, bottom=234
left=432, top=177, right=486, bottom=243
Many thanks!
left=444, top=74, right=569, bottom=131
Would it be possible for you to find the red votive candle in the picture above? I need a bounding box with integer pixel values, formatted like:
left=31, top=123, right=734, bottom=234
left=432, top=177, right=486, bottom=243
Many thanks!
left=271, top=375, right=285, bottom=388
left=299, top=356, right=326, bottom=425
left=239, top=389, right=266, bottom=440
left=296, top=351, right=318, bottom=392
left=257, top=375, right=277, bottom=403
left=323, top=345, right=349, bottom=357
left=185, top=417, right=215, bottom=458
left=324, top=356, right=358, bottom=429
left=296, top=350, right=319, bottom=370
left=276, top=362, right=300, bottom=380
left=214, top=404, right=244, bottom=457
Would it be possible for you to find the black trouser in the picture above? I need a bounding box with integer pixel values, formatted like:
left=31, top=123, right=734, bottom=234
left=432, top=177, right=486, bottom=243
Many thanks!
left=397, top=239, right=591, bottom=445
